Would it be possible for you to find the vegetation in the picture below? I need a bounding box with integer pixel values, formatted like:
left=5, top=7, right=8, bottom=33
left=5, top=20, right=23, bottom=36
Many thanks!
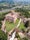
left=5, top=19, right=25, bottom=32
left=0, top=29, right=7, bottom=40
left=0, top=5, right=30, bottom=40
left=16, top=33, right=28, bottom=40
left=22, top=37, right=28, bottom=40
left=5, top=19, right=19, bottom=32
left=16, top=33, right=22, bottom=40
left=19, top=22, right=25, bottom=30
left=0, top=21, right=2, bottom=29
left=0, top=6, right=11, bottom=10
left=15, top=8, right=30, bottom=18
left=0, top=12, right=10, bottom=21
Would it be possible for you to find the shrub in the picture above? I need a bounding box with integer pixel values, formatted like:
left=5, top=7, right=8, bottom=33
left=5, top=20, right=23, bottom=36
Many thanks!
left=22, top=37, right=28, bottom=40
left=0, top=29, right=7, bottom=40
left=0, top=21, right=2, bottom=29
left=15, top=8, right=30, bottom=18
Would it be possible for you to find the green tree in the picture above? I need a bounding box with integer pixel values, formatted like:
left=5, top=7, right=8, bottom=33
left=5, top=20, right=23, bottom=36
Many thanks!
left=0, top=21, right=2, bottom=29
left=0, top=30, right=7, bottom=40
left=15, top=8, right=30, bottom=18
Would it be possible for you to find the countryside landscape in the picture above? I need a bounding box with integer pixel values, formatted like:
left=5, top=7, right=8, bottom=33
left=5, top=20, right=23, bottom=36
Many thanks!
left=0, top=0, right=30, bottom=40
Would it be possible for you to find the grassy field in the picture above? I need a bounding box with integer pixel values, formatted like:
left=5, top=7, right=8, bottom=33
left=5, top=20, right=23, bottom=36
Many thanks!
left=5, top=19, right=19, bottom=32
left=5, top=19, right=25, bottom=32
left=18, top=22, right=25, bottom=30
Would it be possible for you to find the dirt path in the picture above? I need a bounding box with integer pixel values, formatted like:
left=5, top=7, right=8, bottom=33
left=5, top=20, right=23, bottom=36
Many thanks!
left=16, top=18, right=21, bottom=28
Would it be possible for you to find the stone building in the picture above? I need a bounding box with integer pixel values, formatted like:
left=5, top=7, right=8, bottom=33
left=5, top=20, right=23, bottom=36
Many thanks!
left=5, top=11, right=20, bottom=23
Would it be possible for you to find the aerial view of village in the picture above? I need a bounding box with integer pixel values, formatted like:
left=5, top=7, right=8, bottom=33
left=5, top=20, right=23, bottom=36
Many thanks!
left=0, top=0, right=30, bottom=40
